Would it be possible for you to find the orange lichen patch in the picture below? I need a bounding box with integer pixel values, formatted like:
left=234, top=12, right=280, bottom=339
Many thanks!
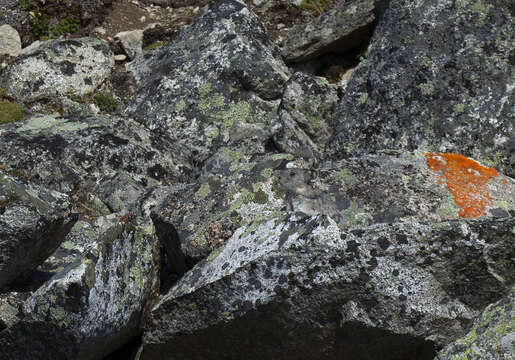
left=425, top=153, right=499, bottom=218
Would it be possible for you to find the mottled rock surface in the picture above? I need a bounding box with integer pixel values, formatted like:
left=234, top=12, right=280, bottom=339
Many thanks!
left=436, top=287, right=514, bottom=360
left=272, top=72, right=339, bottom=162
left=0, top=213, right=159, bottom=360
left=152, top=151, right=514, bottom=271
left=125, top=0, right=289, bottom=163
left=0, top=38, right=113, bottom=103
left=0, top=114, right=187, bottom=214
left=0, top=173, right=76, bottom=289
left=139, top=215, right=513, bottom=359
left=327, top=0, right=514, bottom=177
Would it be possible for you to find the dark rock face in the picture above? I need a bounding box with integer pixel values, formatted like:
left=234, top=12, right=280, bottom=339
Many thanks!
left=0, top=114, right=187, bottom=213
left=436, top=287, right=515, bottom=360
left=327, top=0, right=514, bottom=177
left=281, top=0, right=376, bottom=62
left=0, top=0, right=513, bottom=359
left=125, top=0, right=289, bottom=164
left=272, top=72, right=339, bottom=162
left=0, top=213, right=160, bottom=360
left=138, top=215, right=513, bottom=359
left=0, top=173, right=77, bottom=289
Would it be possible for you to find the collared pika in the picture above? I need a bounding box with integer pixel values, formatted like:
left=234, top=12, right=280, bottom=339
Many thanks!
left=276, top=168, right=342, bottom=224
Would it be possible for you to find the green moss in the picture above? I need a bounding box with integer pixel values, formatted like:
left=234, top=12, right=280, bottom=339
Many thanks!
left=143, top=41, right=165, bottom=51
left=219, top=101, right=252, bottom=129
left=0, top=102, right=24, bottom=124
left=299, top=0, right=331, bottom=16
left=253, top=189, right=269, bottom=204
left=93, top=92, right=118, bottom=113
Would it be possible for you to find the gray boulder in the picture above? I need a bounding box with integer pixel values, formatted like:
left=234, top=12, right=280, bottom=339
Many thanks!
left=0, top=114, right=187, bottom=214
left=0, top=173, right=77, bottom=289
left=281, top=0, right=376, bottom=62
left=0, top=24, right=21, bottom=58
left=272, top=72, right=339, bottom=162
left=0, top=213, right=160, bottom=360
left=436, top=287, right=515, bottom=360
left=0, top=38, right=113, bottom=103
left=138, top=215, right=513, bottom=359
left=125, top=0, right=289, bottom=163
left=326, top=0, right=514, bottom=177
left=151, top=150, right=514, bottom=270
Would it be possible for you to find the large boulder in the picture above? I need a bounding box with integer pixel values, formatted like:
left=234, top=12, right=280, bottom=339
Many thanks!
left=0, top=213, right=160, bottom=360
left=436, top=287, right=515, bottom=360
left=0, top=38, right=113, bottom=103
left=0, top=114, right=187, bottom=214
left=281, top=0, right=376, bottom=62
left=0, top=173, right=77, bottom=289
left=138, top=214, right=513, bottom=359
left=326, top=0, right=514, bottom=177
left=125, top=0, right=290, bottom=163
left=151, top=150, right=514, bottom=273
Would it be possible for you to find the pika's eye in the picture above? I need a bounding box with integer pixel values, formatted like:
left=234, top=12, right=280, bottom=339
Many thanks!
left=289, top=171, right=295, bottom=177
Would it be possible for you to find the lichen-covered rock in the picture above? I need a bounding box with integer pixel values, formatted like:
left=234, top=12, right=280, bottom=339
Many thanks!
left=436, top=287, right=514, bottom=360
left=0, top=213, right=160, bottom=360
left=0, top=173, right=77, bottom=289
left=272, top=72, right=339, bottom=162
left=151, top=152, right=293, bottom=267
left=0, top=25, right=21, bottom=58
left=152, top=149, right=513, bottom=272
left=280, top=0, right=376, bottom=62
left=0, top=114, right=187, bottom=215
left=0, top=38, right=113, bottom=103
left=139, top=214, right=513, bottom=359
left=327, top=0, right=514, bottom=177
left=125, top=0, right=289, bottom=163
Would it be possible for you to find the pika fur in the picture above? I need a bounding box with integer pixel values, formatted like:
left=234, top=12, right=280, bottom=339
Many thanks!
left=276, top=168, right=342, bottom=224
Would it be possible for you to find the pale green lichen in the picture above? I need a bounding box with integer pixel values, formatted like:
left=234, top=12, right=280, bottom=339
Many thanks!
left=194, top=183, right=211, bottom=199
left=453, top=103, right=466, bottom=114
left=218, top=101, right=253, bottom=129
left=339, top=200, right=369, bottom=228
left=175, top=99, right=186, bottom=112
left=198, top=82, right=212, bottom=98
left=333, top=168, right=358, bottom=185
left=419, top=56, right=431, bottom=67
left=436, top=197, right=459, bottom=219
left=419, top=81, right=436, bottom=95
left=357, top=92, right=368, bottom=106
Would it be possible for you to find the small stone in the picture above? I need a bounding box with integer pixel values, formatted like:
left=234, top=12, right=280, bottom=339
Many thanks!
left=277, top=23, right=286, bottom=30
left=89, top=103, right=100, bottom=114
left=93, top=27, right=107, bottom=35
left=115, top=30, right=144, bottom=60
left=140, top=16, right=146, bottom=23
left=0, top=24, right=22, bottom=57
left=114, top=54, right=127, bottom=61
